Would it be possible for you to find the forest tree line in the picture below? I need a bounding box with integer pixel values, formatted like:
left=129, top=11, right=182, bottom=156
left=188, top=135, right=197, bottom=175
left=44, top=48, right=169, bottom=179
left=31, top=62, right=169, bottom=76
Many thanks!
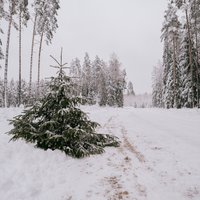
left=0, top=52, right=135, bottom=107
left=152, top=0, right=200, bottom=108
left=0, top=1, right=135, bottom=108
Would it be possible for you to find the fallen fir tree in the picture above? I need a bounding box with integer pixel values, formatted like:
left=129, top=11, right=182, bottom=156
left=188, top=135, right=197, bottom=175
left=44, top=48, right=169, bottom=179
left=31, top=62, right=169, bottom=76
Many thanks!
left=7, top=50, right=120, bottom=158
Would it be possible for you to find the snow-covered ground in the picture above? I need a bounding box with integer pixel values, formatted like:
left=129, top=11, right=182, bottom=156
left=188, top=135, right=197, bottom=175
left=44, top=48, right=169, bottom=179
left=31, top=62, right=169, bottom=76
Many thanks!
left=0, top=106, right=200, bottom=200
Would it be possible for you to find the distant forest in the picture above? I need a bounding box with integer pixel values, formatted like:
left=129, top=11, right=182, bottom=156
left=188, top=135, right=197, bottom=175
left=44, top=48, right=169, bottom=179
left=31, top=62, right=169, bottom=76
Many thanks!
left=0, top=52, right=135, bottom=107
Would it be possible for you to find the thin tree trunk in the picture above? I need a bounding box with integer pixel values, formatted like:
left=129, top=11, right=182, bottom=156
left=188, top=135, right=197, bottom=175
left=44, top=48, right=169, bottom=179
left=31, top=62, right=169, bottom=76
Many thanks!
left=37, top=30, right=44, bottom=99
left=173, top=36, right=177, bottom=108
left=185, top=8, right=194, bottom=108
left=194, top=0, right=199, bottom=107
left=29, top=13, right=37, bottom=99
left=18, top=7, right=22, bottom=106
left=4, top=11, right=13, bottom=108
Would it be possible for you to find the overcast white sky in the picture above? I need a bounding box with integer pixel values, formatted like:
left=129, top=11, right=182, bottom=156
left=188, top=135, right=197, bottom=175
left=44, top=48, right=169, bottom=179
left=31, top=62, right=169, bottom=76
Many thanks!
left=0, top=0, right=168, bottom=94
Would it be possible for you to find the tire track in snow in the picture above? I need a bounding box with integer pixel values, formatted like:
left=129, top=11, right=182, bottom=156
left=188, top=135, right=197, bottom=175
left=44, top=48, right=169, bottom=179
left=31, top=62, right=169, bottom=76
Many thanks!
left=121, top=126, right=145, bottom=163
left=102, top=116, right=147, bottom=199
left=102, top=115, right=131, bottom=199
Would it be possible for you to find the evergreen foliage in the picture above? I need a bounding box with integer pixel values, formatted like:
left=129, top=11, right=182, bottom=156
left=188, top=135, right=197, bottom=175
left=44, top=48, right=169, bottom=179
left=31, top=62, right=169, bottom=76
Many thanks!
left=152, top=62, right=163, bottom=108
left=152, top=0, right=200, bottom=108
left=179, top=31, right=198, bottom=107
left=69, top=58, right=82, bottom=96
left=0, top=52, right=128, bottom=108
left=127, top=81, right=135, bottom=96
left=81, top=53, right=93, bottom=103
left=8, top=52, right=120, bottom=158
left=98, top=60, right=108, bottom=106
left=107, top=54, right=126, bottom=107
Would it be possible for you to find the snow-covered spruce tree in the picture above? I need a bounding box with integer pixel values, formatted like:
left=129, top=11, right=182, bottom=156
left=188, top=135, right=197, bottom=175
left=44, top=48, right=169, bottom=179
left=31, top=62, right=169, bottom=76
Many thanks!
left=161, top=2, right=181, bottom=108
left=18, top=79, right=29, bottom=105
left=152, top=61, right=164, bottom=108
left=179, top=30, right=198, bottom=107
left=162, top=39, right=173, bottom=109
left=7, top=79, right=18, bottom=107
left=8, top=52, right=120, bottom=158
left=127, top=81, right=135, bottom=96
left=107, top=54, right=126, bottom=107
left=98, top=60, right=108, bottom=106
left=174, top=0, right=197, bottom=107
left=69, top=58, right=82, bottom=96
left=81, top=52, right=93, bottom=104
left=91, top=56, right=103, bottom=104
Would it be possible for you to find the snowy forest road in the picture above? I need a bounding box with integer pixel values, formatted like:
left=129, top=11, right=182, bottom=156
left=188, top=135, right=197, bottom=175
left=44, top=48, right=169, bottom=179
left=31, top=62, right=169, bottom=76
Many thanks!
left=88, top=107, right=200, bottom=200
left=0, top=107, right=200, bottom=200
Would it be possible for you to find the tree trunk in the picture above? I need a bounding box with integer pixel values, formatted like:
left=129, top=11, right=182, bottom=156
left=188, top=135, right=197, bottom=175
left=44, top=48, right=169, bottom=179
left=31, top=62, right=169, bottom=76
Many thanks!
left=185, top=8, right=194, bottom=108
left=3, top=10, right=13, bottom=108
left=173, top=36, right=177, bottom=108
left=18, top=8, right=22, bottom=106
left=194, top=0, right=200, bottom=107
left=37, top=30, right=44, bottom=99
left=29, top=13, right=37, bottom=99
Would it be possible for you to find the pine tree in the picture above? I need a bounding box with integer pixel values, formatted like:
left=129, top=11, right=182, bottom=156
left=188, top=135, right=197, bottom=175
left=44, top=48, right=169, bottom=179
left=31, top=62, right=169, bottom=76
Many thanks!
left=8, top=51, right=120, bottom=158
left=91, top=56, right=102, bottom=103
left=158, top=0, right=200, bottom=108
left=179, top=30, right=198, bottom=107
left=3, top=0, right=18, bottom=107
left=7, top=79, right=17, bottom=107
left=81, top=52, right=93, bottom=104
left=107, top=54, right=125, bottom=107
left=36, top=0, right=60, bottom=99
left=174, top=0, right=196, bottom=107
left=29, top=0, right=38, bottom=99
left=190, top=0, right=200, bottom=107
left=69, top=58, right=82, bottom=96
left=98, top=60, right=108, bottom=106
left=127, top=81, right=135, bottom=96
left=161, top=3, right=181, bottom=108
left=20, top=79, right=29, bottom=105
left=28, top=0, right=60, bottom=99
left=18, top=0, right=29, bottom=106
left=152, top=62, right=163, bottom=108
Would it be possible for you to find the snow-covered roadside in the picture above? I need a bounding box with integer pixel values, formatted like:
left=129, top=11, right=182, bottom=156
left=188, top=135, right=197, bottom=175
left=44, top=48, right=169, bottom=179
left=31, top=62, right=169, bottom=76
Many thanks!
left=0, top=106, right=200, bottom=200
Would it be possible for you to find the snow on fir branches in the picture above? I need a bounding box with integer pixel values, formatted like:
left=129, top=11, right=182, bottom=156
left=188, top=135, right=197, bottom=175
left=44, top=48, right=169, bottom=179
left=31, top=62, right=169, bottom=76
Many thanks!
left=7, top=49, right=120, bottom=158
